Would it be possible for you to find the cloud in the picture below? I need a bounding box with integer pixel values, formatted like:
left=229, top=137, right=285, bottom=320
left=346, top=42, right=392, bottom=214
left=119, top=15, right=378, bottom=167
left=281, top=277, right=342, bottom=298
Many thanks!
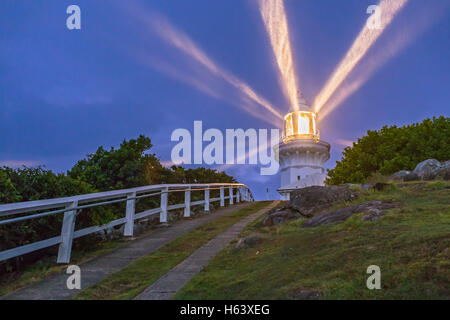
left=334, top=138, right=354, bottom=147
left=0, top=160, right=41, bottom=168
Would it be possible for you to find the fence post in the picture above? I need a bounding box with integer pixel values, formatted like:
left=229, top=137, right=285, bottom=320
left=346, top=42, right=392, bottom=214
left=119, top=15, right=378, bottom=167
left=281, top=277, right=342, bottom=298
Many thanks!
left=229, top=187, right=234, bottom=205
left=57, top=201, right=78, bottom=263
left=220, top=187, right=225, bottom=207
left=236, top=188, right=240, bottom=203
left=160, top=187, right=168, bottom=223
left=204, top=188, right=210, bottom=212
left=184, top=187, right=191, bottom=217
left=124, top=192, right=136, bottom=236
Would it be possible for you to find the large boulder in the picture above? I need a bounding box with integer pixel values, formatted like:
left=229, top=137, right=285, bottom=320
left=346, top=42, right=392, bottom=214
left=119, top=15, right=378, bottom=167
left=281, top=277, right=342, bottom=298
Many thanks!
left=436, top=160, right=450, bottom=180
left=302, top=200, right=395, bottom=228
left=441, top=160, right=450, bottom=170
left=262, top=185, right=359, bottom=226
left=412, top=159, right=442, bottom=180
left=390, top=170, right=410, bottom=181
left=403, top=172, right=419, bottom=181
left=289, top=185, right=359, bottom=216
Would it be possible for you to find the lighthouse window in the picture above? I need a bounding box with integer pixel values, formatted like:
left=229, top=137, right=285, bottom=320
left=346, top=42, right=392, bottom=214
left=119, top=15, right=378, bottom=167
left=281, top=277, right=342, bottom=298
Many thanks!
left=297, top=113, right=310, bottom=135
left=285, top=113, right=293, bottom=137
left=297, top=175, right=301, bottom=181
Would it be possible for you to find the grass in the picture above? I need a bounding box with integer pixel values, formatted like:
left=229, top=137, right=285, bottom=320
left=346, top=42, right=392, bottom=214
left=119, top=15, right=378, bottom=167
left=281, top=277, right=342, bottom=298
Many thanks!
left=175, top=181, right=450, bottom=300
left=73, top=201, right=272, bottom=300
left=0, top=240, right=124, bottom=297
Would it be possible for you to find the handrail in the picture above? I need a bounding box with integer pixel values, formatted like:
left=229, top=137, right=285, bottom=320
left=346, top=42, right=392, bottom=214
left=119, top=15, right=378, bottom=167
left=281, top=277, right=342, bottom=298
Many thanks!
left=0, top=183, right=253, bottom=263
left=0, top=183, right=247, bottom=216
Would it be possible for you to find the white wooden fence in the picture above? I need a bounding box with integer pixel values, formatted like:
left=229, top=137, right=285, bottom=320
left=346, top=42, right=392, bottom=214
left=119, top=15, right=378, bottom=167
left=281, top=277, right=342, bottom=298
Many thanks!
left=0, top=183, right=253, bottom=264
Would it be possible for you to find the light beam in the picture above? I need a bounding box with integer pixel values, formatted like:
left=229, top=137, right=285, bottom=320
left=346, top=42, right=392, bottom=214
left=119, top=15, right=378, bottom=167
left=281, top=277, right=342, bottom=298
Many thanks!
left=314, top=0, right=408, bottom=114
left=147, top=13, right=283, bottom=121
left=318, top=2, right=445, bottom=121
left=259, top=0, right=300, bottom=110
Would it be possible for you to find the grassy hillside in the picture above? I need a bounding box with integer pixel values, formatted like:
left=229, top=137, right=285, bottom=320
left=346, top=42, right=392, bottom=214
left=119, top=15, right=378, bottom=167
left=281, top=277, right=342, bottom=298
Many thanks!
left=175, top=181, right=450, bottom=299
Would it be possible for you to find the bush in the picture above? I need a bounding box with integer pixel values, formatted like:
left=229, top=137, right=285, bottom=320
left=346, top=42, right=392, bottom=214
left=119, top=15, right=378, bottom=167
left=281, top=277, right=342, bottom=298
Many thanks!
left=326, top=116, right=450, bottom=185
left=68, top=135, right=163, bottom=191
left=0, top=167, right=96, bottom=272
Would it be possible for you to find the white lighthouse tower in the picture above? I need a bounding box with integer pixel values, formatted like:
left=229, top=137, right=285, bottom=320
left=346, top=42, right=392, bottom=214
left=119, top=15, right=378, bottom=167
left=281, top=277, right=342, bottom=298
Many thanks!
left=277, top=92, right=330, bottom=200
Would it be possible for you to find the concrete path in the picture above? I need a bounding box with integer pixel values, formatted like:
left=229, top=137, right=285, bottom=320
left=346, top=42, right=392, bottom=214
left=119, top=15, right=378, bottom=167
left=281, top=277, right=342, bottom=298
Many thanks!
left=1, top=202, right=253, bottom=300
left=135, top=201, right=279, bottom=300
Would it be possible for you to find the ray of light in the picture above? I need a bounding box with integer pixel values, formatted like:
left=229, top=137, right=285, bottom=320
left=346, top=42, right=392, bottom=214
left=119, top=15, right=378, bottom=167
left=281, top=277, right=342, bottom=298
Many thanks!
left=314, top=0, right=408, bottom=114
left=259, top=0, right=300, bottom=110
left=133, top=50, right=282, bottom=127
left=216, top=142, right=269, bottom=173
left=318, top=3, right=445, bottom=122
left=139, top=54, right=223, bottom=100
left=142, top=12, right=283, bottom=121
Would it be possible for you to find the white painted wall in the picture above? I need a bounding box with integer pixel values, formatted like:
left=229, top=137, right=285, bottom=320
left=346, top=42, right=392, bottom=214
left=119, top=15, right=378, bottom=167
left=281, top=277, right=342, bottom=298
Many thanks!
left=278, top=138, right=330, bottom=198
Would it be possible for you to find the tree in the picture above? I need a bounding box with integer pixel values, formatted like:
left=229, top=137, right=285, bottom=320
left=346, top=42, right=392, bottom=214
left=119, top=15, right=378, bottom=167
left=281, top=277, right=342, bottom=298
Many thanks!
left=326, top=116, right=450, bottom=185
left=68, top=135, right=163, bottom=191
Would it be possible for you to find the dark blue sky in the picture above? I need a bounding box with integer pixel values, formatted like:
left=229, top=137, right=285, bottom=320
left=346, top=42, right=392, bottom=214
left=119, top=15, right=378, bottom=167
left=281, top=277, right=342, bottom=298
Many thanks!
left=1, top=0, right=449, bottom=200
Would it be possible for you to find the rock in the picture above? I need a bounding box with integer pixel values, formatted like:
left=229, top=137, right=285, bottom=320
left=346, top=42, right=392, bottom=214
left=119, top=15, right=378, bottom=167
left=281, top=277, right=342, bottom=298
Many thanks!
left=361, top=208, right=386, bottom=221
left=390, top=170, right=410, bottom=181
left=301, top=206, right=355, bottom=228
left=288, top=288, right=321, bottom=300
left=441, top=160, right=450, bottom=170
left=262, top=185, right=359, bottom=226
left=404, top=172, right=419, bottom=181
left=235, top=236, right=263, bottom=249
left=289, top=185, right=359, bottom=216
left=436, top=160, right=450, bottom=180
left=262, top=207, right=303, bottom=226
left=412, top=159, right=441, bottom=180
left=361, top=184, right=371, bottom=191
left=302, top=200, right=395, bottom=228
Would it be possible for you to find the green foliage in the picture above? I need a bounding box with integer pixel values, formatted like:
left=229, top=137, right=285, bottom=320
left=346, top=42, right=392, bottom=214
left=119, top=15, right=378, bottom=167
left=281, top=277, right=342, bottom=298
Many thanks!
left=327, top=116, right=450, bottom=185
left=1, top=166, right=94, bottom=203
left=68, top=135, right=163, bottom=190
left=0, top=167, right=96, bottom=272
left=0, top=170, right=20, bottom=203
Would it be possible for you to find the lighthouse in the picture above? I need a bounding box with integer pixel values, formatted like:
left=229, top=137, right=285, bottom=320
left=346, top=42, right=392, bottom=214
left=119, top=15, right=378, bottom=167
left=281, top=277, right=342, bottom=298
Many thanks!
left=277, top=92, right=330, bottom=200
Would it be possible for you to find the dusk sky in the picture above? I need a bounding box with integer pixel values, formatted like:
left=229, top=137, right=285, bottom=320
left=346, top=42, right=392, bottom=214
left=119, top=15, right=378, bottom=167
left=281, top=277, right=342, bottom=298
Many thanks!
left=1, top=0, right=449, bottom=200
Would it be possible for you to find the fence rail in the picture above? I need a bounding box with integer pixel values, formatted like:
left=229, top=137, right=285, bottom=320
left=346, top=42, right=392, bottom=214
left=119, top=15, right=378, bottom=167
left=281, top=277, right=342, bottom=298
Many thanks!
left=0, top=183, right=253, bottom=264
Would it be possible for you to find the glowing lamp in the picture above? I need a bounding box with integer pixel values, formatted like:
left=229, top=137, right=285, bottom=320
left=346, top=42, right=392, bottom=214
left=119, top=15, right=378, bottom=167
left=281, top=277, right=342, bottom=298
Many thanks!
left=283, top=111, right=319, bottom=143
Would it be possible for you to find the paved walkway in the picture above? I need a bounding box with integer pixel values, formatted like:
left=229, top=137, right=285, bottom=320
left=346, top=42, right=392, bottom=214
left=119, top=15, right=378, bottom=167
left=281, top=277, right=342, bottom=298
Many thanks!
left=1, top=202, right=253, bottom=300
left=135, top=201, right=279, bottom=300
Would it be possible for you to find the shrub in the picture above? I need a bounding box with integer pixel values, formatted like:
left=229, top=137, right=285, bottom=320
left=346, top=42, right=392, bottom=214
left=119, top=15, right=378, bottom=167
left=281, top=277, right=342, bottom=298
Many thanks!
left=327, top=116, right=450, bottom=185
